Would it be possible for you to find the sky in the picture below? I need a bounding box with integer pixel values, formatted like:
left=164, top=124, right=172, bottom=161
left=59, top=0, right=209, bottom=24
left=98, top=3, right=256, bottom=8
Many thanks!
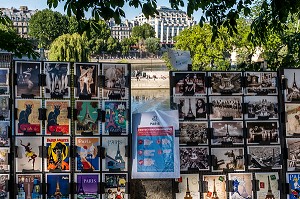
left=0, top=0, right=202, bottom=21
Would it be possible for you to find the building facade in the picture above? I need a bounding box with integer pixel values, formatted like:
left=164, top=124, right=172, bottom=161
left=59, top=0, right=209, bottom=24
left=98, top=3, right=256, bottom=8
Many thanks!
left=107, top=19, right=134, bottom=41
left=1, top=6, right=37, bottom=38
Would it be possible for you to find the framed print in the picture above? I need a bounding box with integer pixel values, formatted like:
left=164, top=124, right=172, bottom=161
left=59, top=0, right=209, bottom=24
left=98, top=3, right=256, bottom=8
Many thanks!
left=75, top=100, right=99, bottom=135
left=102, top=173, right=128, bottom=199
left=0, top=96, right=9, bottom=121
left=0, top=148, right=9, bottom=171
left=286, top=103, right=300, bottom=136
left=16, top=99, right=42, bottom=135
left=210, top=96, right=243, bottom=120
left=173, top=97, right=207, bottom=120
left=246, top=121, right=279, bottom=144
left=15, top=137, right=42, bottom=172
left=15, top=61, right=41, bottom=98
left=46, top=173, right=70, bottom=199
left=102, top=63, right=128, bottom=100
left=245, top=72, right=277, bottom=95
left=16, top=174, right=42, bottom=199
left=45, top=100, right=70, bottom=135
left=0, top=121, right=9, bottom=146
left=75, top=63, right=99, bottom=98
left=0, top=68, right=9, bottom=95
left=211, top=148, right=245, bottom=172
left=44, top=62, right=70, bottom=98
left=284, top=69, right=300, bottom=102
left=75, top=173, right=100, bottom=199
left=75, top=137, right=100, bottom=171
left=179, top=122, right=208, bottom=145
left=255, top=172, right=280, bottom=199
left=203, top=175, right=226, bottom=199
left=180, top=146, right=209, bottom=171
left=0, top=174, right=9, bottom=199
left=244, top=96, right=278, bottom=119
left=211, top=121, right=244, bottom=145
left=286, top=138, right=300, bottom=171
left=228, top=173, right=253, bottom=199
left=248, top=145, right=281, bottom=170
left=209, top=72, right=242, bottom=95
left=176, top=174, right=200, bottom=199
left=171, top=72, right=206, bottom=96
left=286, top=173, right=300, bottom=199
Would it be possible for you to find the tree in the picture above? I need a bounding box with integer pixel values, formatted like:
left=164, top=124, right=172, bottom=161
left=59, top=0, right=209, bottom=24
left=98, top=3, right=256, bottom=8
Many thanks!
left=106, top=36, right=120, bottom=53
left=67, top=16, right=80, bottom=34
left=120, top=37, right=135, bottom=55
left=28, top=9, right=69, bottom=49
left=48, top=33, right=90, bottom=62
left=144, top=37, right=160, bottom=55
left=87, top=20, right=111, bottom=54
left=131, top=23, right=155, bottom=40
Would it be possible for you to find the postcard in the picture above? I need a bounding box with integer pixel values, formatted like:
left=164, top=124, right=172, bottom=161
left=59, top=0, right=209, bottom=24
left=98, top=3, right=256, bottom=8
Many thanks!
left=179, top=122, right=208, bottom=145
left=180, top=146, right=209, bottom=171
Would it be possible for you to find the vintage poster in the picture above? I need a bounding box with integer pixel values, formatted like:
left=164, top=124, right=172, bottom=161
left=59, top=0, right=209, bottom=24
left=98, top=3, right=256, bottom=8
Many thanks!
left=211, top=121, right=244, bottom=145
left=16, top=99, right=41, bottom=135
left=0, top=122, right=9, bottom=146
left=246, top=121, right=279, bottom=144
left=210, top=96, right=243, bottom=119
left=132, top=110, right=180, bottom=179
left=248, top=146, right=281, bottom=170
left=15, top=137, right=42, bottom=172
left=286, top=104, right=300, bottom=136
left=102, top=136, right=128, bottom=171
left=0, top=96, right=9, bottom=120
left=180, top=146, right=209, bottom=171
left=203, top=175, right=226, bottom=199
left=255, top=172, right=280, bottom=199
left=179, top=122, right=208, bottom=145
left=287, top=138, right=300, bottom=171
left=75, top=100, right=99, bottom=135
left=103, top=101, right=127, bottom=135
left=44, top=137, right=70, bottom=171
left=171, top=72, right=206, bottom=96
left=228, top=173, right=253, bottom=199
left=176, top=174, right=200, bottom=199
left=0, top=174, right=8, bottom=199
left=102, top=63, right=128, bottom=100
left=75, top=137, right=100, bottom=171
left=16, top=174, right=42, bottom=199
left=15, top=61, right=41, bottom=97
left=0, top=148, right=9, bottom=171
left=0, top=69, right=9, bottom=95
left=173, top=97, right=207, bottom=120
left=284, top=69, right=300, bottom=102
left=46, top=173, right=70, bottom=199
left=244, top=96, right=278, bottom=119
left=286, top=173, right=300, bottom=199
left=75, top=173, right=100, bottom=199
left=45, top=100, right=70, bottom=135
left=245, top=72, right=277, bottom=95
left=44, top=62, right=70, bottom=98
left=75, top=63, right=99, bottom=98
left=102, top=173, right=128, bottom=199
left=211, top=148, right=245, bottom=172
left=209, top=72, right=242, bottom=95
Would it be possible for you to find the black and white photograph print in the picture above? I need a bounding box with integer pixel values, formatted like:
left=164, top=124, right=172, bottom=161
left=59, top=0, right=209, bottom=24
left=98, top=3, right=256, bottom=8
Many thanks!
left=246, top=121, right=279, bottom=144
left=0, top=69, right=9, bottom=95
left=209, top=72, right=242, bottom=94
left=245, top=72, right=277, bottom=95
left=179, top=122, right=208, bottom=145
left=286, top=138, right=300, bottom=171
left=244, top=96, right=278, bottom=119
left=285, top=104, right=300, bottom=136
left=180, top=146, right=209, bottom=171
left=248, top=145, right=281, bottom=170
left=173, top=97, right=207, bottom=120
left=211, top=121, right=244, bottom=145
left=284, top=69, right=300, bottom=102
left=210, top=96, right=243, bottom=120
left=44, top=62, right=70, bottom=98
left=211, top=148, right=245, bottom=172
left=15, top=61, right=41, bottom=97
left=171, top=72, right=206, bottom=96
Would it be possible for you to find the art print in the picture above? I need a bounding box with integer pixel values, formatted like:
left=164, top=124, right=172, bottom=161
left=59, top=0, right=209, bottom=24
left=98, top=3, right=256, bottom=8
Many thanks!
left=286, top=173, right=300, bottom=199
left=103, top=173, right=128, bottom=199
left=0, top=148, right=9, bottom=171
left=45, top=100, right=70, bottom=135
left=179, top=122, right=208, bottom=145
left=255, top=173, right=280, bottom=199
left=102, top=137, right=128, bottom=171
left=211, top=148, right=245, bottom=172
left=75, top=63, right=99, bottom=98
left=75, top=137, right=100, bottom=171
left=44, top=62, right=70, bottom=98
left=0, top=69, right=9, bottom=95
left=244, top=96, right=278, bottom=119
left=286, top=104, right=300, bottom=136
left=173, top=97, right=207, bottom=120
left=103, top=101, right=127, bottom=135
left=15, top=137, right=42, bottom=172
left=284, top=69, right=300, bottom=102
left=103, top=63, right=128, bottom=100
left=245, top=72, right=277, bottom=95
left=211, top=121, right=243, bottom=145
left=286, top=138, right=300, bottom=171
left=171, top=72, right=206, bottom=96
left=0, top=122, right=9, bottom=146
left=45, top=137, right=70, bottom=171
left=246, top=121, right=279, bottom=144
left=248, top=146, right=281, bottom=170
left=16, top=99, right=41, bottom=135
left=0, top=174, right=8, bottom=199
left=15, top=61, right=41, bottom=97
left=75, top=173, right=100, bottom=199
left=75, top=100, right=99, bottom=135
left=180, top=146, right=209, bottom=171
left=176, top=174, right=200, bottom=199
left=209, top=72, right=242, bottom=94
left=203, top=175, right=226, bottom=199
left=228, top=173, right=253, bottom=199
left=0, top=96, right=9, bottom=120
left=210, top=96, right=243, bottom=119
left=46, top=174, right=70, bottom=199
left=16, top=174, right=42, bottom=199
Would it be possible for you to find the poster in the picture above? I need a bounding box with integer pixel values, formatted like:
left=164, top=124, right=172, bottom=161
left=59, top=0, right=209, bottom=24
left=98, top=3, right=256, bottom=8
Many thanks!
left=132, top=110, right=180, bottom=179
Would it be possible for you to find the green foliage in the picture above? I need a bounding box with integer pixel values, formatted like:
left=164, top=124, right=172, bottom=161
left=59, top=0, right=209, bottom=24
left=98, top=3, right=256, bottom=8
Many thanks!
left=120, top=37, right=135, bottom=55
left=144, top=37, right=160, bottom=55
left=162, top=52, right=174, bottom=70
left=131, top=23, right=155, bottom=40
left=48, top=33, right=90, bottom=62
left=67, top=16, right=80, bottom=34
left=106, top=36, right=120, bottom=53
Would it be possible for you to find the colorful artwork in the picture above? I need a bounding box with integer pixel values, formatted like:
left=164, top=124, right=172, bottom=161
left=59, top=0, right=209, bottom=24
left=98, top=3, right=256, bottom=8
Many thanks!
left=255, top=173, right=280, bottom=199
left=176, top=174, right=200, bottom=199
left=46, top=174, right=70, bottom=199
left=286, top=173, right=300, bottom=199
left=16, top=174, right=42, bottom=199
left=103, top=173, right=127, bottom=199
left=75, top=173, right=99, bottom=199
left=75, top=101, right=99, bottom=135
left=203, top=175, right=226, bottom=199
left=228, top=173, right=253, bottom=199
left=103, top=101, right=127, bottom=135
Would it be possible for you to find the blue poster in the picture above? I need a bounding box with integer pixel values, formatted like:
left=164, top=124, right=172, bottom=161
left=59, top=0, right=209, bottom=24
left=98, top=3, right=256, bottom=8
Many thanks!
left=287, top=173, right=300, bottom=199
